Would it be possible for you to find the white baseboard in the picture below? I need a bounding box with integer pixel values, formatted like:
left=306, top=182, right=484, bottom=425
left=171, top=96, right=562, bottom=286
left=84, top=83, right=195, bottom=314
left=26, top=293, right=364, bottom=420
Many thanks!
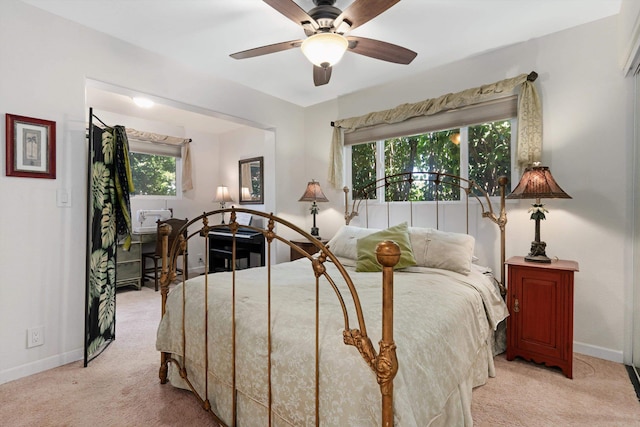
left=0, top=348, right=83, bottom=385
left=574, top=341, right=624, bottom=363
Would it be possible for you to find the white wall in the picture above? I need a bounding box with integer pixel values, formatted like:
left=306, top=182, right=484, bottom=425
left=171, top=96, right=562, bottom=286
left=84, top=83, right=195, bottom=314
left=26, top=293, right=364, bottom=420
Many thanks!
left=218, top=126, right=276, bottom=215
left=0, top=0, right=306, bottom=384
left=0, top=0, right=634, bottom=385
left=307, top=16, right=633, bottom=362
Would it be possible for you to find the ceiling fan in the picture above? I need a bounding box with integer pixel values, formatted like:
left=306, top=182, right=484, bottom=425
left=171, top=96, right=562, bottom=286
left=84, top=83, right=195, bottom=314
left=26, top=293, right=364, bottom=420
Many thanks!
left=230, top=0, right=417, bottom=86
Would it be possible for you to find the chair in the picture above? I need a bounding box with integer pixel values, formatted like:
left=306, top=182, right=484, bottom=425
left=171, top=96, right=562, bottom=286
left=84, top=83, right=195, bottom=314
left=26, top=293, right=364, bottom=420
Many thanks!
left=142, top=218, right=188, bottom=291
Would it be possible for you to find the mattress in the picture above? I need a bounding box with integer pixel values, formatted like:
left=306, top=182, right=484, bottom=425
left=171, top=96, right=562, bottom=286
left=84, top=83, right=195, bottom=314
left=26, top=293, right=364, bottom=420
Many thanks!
left=156, top=258, right=509, bottom=426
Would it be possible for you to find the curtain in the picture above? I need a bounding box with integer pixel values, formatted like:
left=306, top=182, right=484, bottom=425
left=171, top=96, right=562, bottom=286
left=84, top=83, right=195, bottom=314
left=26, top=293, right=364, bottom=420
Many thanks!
left=85, top=120, right=135, bottom=365
left=241, top=162, right=251, bottom=192
left=114, top=126, right=134, bottom=249
left=85, top=124, right=117, bottom=364
left=125, top=128, right=193, bottom=192
left=328, top=73, right=542, bottom=189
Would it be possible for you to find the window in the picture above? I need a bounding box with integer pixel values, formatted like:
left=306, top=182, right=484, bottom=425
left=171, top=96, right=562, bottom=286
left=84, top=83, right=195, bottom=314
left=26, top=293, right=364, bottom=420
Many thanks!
left=128, top=140, right=182, bottom=198
left=349, top=118, right=514, bottom=201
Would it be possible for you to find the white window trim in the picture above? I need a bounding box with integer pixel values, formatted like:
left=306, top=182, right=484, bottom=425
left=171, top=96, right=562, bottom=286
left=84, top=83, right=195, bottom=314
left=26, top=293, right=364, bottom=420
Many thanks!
left=346, top=116, right=518, bottom=204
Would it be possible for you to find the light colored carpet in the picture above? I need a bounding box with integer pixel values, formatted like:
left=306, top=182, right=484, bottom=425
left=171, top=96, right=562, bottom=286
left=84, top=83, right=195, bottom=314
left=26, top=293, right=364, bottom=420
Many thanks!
left=1, top=284, right=638, bottom=426
left=0, top=285, right=213, bottom=426
left=472, top=352, right=640, bottom=426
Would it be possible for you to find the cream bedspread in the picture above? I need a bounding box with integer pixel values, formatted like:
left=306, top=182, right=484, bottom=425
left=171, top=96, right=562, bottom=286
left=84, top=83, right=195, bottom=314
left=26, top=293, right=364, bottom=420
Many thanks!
left=156, top=258, right=508, bottom=426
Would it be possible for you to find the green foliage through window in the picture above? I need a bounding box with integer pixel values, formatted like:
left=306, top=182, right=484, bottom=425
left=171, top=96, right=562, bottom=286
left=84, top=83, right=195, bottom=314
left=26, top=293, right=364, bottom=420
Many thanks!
left=350, top=119, right=512, bottom=201
left=352, top=143, right=377, bottom=199
left=129, top=152, right=177, bottom=196
left=384, top=130, right=460, bottom=201
left=468, top=120, right=511, bottom=196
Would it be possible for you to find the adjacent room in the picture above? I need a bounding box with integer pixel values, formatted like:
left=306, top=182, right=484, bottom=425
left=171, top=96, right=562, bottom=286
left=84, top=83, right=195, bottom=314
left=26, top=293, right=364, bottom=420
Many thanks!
left=1, top=0, right=640, bottom=425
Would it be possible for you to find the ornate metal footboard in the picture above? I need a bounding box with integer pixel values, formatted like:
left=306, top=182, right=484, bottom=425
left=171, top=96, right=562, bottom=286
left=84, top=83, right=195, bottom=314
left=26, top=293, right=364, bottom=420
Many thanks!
left=157, top=210, right=400, bottom=427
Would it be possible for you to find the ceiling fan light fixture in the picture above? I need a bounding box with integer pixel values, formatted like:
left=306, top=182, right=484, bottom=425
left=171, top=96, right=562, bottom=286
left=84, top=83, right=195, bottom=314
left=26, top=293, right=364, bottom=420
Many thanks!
left=301, top=32, right=348, bottom=68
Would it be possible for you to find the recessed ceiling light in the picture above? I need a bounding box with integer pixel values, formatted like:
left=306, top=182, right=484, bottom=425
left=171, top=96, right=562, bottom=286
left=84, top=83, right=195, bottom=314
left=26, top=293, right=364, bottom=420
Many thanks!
left=132, top=97, right=154, bottom=108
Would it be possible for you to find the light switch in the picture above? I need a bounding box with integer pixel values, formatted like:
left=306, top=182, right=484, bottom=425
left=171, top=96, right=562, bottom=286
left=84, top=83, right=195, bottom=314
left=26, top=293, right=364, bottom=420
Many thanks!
left=57, top=189, right=72, bottom=207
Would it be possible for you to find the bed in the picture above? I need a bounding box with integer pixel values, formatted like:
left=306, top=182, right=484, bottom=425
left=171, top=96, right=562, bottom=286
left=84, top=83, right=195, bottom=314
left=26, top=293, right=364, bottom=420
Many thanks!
left=156, top=172, right=510, bottom=426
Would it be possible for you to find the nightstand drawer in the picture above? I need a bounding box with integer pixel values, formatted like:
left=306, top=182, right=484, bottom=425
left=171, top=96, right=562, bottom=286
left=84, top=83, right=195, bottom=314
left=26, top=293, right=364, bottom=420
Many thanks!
left=117, top=243, right=141, bottom=262
left=116, top=238, right=143, bottom=290
left=117, top=260, right=141, bottom=280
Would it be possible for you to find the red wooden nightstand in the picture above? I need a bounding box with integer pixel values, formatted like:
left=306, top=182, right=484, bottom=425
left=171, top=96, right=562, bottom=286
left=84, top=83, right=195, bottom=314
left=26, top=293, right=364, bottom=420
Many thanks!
left=506, top=256, right=579, bottom=378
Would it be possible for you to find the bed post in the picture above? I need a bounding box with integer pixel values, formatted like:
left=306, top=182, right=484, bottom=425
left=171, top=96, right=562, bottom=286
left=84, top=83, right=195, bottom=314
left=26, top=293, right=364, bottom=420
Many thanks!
left=158, top=223, right=172, bottom=384
left=498, top=176, right=508, bottom=295
left=344, top=186, right=359, bottom=225
left=376, top=240, right=400, bottom=427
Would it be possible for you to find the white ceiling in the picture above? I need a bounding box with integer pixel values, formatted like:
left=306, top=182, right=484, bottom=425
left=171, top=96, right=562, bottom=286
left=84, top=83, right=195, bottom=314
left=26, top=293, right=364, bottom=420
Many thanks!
left=23, top=0, right=620, bottom=108
left=86, top=82, right=251, bottom=135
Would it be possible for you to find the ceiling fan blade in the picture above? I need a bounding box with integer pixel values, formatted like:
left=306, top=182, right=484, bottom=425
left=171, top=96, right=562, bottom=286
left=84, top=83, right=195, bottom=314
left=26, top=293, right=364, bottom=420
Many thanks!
left=313, top=65, right=332, bottom=86
left=263, top=0, right=318, bottom=30
left=347, top=36, right=417, bottom=64
left=334, top=0, right=401, bottom=31
left=230, top=40, right=303, bottom=60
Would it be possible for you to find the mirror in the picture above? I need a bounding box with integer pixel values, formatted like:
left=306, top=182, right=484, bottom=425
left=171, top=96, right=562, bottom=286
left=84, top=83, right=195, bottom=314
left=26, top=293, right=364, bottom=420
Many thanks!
left=239, top=157, right=264, bottom=204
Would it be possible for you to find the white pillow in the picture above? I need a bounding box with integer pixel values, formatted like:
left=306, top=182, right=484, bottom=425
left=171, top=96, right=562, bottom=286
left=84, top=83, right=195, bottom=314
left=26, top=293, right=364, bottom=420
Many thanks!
left=327, top=225, right=379, bottom=260
left=408, top=227, right=430, bottom=266
left=409, top=227, right=475, bottom=275
left=426, top=229, right=475, bottom=274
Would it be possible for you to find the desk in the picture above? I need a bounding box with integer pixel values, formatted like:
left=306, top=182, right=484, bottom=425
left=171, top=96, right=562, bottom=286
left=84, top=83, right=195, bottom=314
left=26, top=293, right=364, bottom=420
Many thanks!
left=209, top=227, right=265, bottom=273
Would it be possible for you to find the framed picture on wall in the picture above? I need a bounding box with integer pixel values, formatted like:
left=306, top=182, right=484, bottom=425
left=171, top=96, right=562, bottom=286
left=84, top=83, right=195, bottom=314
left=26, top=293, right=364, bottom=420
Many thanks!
left=5, top=113, right=56, bottom=179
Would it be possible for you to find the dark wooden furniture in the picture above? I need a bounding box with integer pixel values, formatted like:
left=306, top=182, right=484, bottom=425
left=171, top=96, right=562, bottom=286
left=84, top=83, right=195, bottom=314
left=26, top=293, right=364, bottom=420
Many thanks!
left=290, top=238, right=330, bottom=261
left=506, top=256, right=579, bottom=378
left=143, top=218, right=189, bottom=291
left=209, top=226, right=265, bottom=273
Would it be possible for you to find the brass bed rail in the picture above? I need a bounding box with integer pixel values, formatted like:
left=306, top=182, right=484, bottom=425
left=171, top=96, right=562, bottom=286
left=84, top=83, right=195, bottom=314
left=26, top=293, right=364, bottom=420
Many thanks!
left=157, top=209, right=400, bottom=427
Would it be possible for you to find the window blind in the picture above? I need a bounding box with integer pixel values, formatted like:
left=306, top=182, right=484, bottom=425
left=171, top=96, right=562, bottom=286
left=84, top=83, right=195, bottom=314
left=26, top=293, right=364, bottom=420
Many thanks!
left=343, top=95, right=517, bottom=145
left=128, top=139, right=182, bottom=157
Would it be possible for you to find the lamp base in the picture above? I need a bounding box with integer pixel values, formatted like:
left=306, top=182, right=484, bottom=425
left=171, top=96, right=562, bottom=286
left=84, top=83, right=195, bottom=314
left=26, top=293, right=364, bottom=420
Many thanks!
left=525, top=240, right=551, bottom=263
left=525, top=254, right=552, bottom=263
left=310, top=226, right=319, bottom=237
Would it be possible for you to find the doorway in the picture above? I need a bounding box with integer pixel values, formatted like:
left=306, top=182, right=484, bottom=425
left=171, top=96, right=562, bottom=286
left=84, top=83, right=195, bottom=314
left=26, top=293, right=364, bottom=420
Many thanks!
left=84, top=80, right=277, bottom=360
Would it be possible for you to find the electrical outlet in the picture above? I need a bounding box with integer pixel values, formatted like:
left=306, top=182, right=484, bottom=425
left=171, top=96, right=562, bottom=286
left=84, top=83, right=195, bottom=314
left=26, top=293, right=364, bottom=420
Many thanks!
left=27, top=326, right=44, bottom=348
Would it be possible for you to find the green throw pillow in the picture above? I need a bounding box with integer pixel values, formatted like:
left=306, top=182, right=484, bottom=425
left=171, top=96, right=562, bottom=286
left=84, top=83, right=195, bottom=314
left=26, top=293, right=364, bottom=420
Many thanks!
left=355, top=222, right=417, bottom=272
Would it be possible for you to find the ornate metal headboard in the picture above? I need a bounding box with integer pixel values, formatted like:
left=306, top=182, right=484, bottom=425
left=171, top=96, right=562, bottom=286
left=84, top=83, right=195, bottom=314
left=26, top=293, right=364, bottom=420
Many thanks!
left=343, top=171, right=508, bottom=292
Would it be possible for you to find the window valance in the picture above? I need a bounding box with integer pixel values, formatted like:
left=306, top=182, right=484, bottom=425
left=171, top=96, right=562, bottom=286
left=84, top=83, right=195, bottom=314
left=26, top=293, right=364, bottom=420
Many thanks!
left=328, top=72, right=541, bottom=189
left=126, top=128, right=194, bottom=192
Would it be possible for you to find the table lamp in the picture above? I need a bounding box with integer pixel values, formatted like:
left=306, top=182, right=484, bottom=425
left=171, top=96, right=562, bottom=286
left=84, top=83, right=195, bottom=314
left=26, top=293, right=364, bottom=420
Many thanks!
left=214, top=185, right=234, bottom=224
left=298, top=179, right=329, bottom=238
left=507, top=163, right=571, bottom=263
